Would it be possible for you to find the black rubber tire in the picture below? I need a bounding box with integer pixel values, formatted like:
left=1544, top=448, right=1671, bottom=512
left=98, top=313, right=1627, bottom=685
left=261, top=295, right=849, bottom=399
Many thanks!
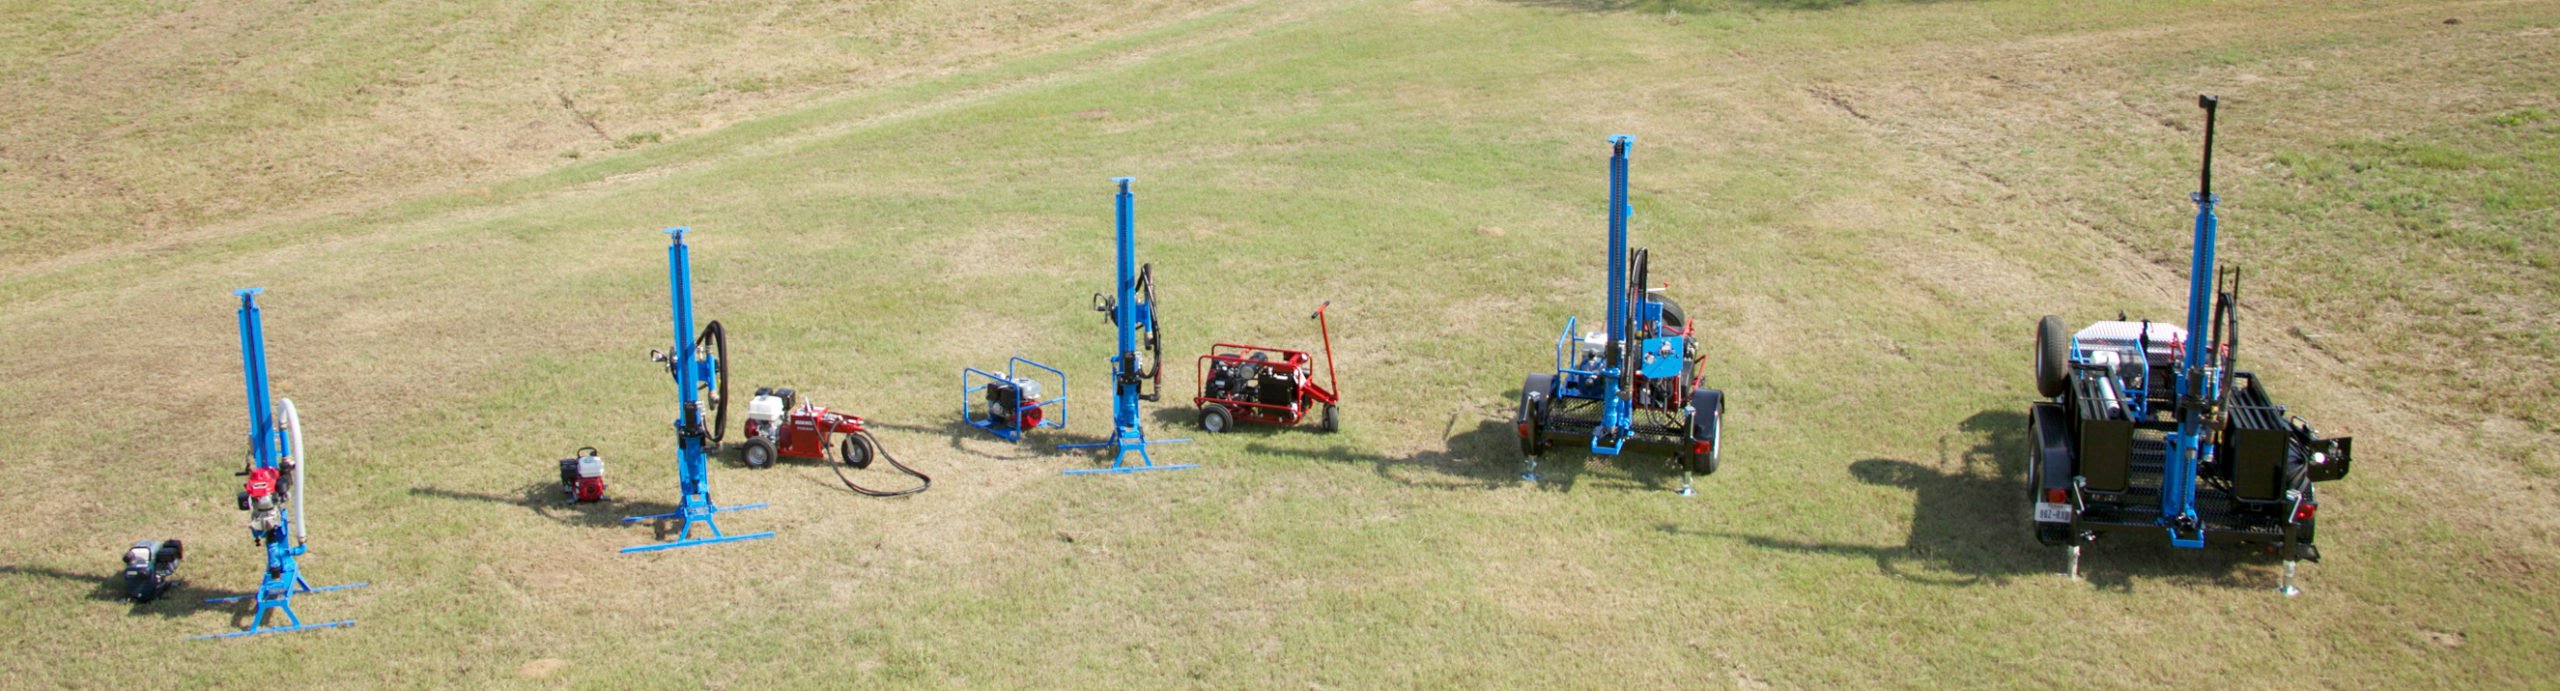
left=1686, top=389, right=1725, bottom=475
left=1517, top=374, right=1555, bottom=457
left=1199, top=404, right=1232, bottom=434
left=1319, top=404, right=1340, bottom=433
left=742, top=437, right=776, bottom=469
left=2035, top=315, right=2070, bottom=399
left=839, top=432, right=875, bottom=470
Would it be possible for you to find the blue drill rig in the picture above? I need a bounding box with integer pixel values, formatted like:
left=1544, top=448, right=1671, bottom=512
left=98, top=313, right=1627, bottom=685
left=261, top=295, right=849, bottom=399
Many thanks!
left=1515, top=136, right=1726, bottom=495
left=194, top=289, right=367, bottom=640
left=2028, top=96, right=2356, bottom=594
left=1057, top=177, right=1194, bottom=474
left=620, top=227, right=775, bottom=553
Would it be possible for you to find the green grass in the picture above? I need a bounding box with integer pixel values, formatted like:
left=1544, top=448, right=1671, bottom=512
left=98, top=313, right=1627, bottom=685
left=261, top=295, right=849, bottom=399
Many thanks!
left=3, top=0, right=2556, bottom=686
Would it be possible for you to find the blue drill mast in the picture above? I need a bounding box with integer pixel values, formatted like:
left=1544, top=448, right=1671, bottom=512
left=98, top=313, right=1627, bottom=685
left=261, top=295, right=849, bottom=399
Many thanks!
left=193, top=288, right=366, bottom=640
left=620, top=227, right=775, bottom=553
left=1059, top=178, right=1193, bottom=474
left=2162, top=96, right=2224, bottom=549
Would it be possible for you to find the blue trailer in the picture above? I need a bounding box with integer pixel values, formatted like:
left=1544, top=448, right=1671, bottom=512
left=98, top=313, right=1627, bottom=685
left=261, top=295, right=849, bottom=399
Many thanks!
left=2028, top=97, right=2356, bottom=594
left=1514, top=136, right=1725, bottom=495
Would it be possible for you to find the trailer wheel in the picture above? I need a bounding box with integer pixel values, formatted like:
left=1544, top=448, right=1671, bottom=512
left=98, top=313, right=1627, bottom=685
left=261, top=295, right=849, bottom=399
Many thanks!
left=1199, top=404, right=1233, bottom=434
left=1686, top=389, right=1724, bottom=475
left=1319, top=404, right=1340, bottom=433
left=839, top=432, right=876, bottom=470
left=742, top=437, right=777, bottom=469
left=2035, top=315, right=2070, bottom=398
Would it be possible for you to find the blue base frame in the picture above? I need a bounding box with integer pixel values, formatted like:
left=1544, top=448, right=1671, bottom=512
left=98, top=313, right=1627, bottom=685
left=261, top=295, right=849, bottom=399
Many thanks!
left=1058, top=429, right=1194, bottom=475
left=619, top=501, right=776, bottom=553
left=191, top=579, right=366, bottom=640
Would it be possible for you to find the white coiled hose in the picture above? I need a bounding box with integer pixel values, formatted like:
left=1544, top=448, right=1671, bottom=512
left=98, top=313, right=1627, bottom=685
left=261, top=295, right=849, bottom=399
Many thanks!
left=280, top=398, right=308, bottom=544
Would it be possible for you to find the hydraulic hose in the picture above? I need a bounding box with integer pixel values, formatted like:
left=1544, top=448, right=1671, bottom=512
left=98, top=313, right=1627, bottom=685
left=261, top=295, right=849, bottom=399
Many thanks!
left=832, top=430, right=930, bottom=497
left=281, top=398, right=307, bottom=544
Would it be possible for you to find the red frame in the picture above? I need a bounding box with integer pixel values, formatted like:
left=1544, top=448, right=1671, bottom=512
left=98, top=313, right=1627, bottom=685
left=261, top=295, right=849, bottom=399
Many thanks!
left=1191, top=302, right=1340, bottom=427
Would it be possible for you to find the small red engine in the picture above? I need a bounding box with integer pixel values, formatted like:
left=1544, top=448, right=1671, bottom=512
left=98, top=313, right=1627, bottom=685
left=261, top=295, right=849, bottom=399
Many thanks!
left=556, top=447, right=606, bottom=503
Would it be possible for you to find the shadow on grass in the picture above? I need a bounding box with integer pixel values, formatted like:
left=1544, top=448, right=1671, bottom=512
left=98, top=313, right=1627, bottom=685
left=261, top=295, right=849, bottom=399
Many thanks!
left=1246, top=409, right=1681, bottom=494
left=1665, top=409, right=2269, bottom=591
left=0, top=565, right=246, bottom=618
left=1494, top=0, right=1962, bottom=12
left=407, top=483, right=679, bottom=530
left=868, top=417, right=1064, bottom=461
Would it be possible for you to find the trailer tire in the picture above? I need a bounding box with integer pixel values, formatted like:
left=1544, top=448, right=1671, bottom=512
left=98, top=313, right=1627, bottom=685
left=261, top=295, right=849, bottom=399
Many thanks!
left=2036, top=315, right=2070, bottom=399
left=742, top=437, right=776, bottom=469
left=1686, top=389, right=1724, bottom=475
left=1518, top=374, right=1555, bottom=457
left=849, top=432, right=880, bottom=470
left=1199, top=404, right=1233, bottom=434
left=1320, top=403, right=1339, bottom=433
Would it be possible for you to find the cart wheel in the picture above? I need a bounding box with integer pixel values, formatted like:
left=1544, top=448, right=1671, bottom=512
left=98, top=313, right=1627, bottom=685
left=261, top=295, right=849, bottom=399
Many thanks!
left=1320, top=403, right=1340, bottom=433
left=839, top=432, right=876, bottom=470
left=743, top=437, right=776, bottom=469
left=2036, top=315, right=2070, bottom=399
left=1199, top=404, right=1233, bottom=434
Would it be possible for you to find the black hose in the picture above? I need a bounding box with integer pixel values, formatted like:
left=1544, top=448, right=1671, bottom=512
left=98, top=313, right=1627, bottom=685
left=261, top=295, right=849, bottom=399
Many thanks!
left=833, top=430, right=929, bottom=497
left=696, top=321, right=730, bottom=443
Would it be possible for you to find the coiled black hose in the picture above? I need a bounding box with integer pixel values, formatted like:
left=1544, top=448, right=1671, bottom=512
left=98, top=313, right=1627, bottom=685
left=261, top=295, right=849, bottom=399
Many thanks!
left=832, top=430, right=929, bottom=497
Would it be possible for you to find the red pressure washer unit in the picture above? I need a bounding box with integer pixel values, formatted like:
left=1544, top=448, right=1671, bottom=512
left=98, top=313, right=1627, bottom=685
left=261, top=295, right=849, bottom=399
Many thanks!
left=1192, top=301, right=1341, bottom=434
left=738, top=387, right=929, bottom=496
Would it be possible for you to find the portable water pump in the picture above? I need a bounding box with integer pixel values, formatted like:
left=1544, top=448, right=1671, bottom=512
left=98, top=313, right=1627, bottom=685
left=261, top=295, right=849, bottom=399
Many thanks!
left=556, top=447, right=606, bottom=503
left=964, top=357, right=1069, bottom=443
left=119, top=539, right=184, bottom=603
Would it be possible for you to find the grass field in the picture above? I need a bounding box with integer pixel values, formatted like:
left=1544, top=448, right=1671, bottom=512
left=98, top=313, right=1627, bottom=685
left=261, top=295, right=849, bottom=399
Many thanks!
left=3, top=0, right=2554, bottom=686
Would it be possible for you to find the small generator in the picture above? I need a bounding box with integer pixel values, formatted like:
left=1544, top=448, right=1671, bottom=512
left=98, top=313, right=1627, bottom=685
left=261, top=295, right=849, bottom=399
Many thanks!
left=556, top=447, right=606, bottom=503
left=120, top=539, right=184, bottom=602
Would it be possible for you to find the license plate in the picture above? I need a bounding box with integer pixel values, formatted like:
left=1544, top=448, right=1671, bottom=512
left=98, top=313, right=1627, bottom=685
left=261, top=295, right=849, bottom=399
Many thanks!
left=2034, top=502, right=2074, bottom=524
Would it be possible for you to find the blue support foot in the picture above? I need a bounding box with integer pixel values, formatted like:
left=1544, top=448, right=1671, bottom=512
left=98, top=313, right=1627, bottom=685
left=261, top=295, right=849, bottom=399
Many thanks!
left=620, top=502, right=775, bottom=553
left=1058, top=435, right=1194, bottom=475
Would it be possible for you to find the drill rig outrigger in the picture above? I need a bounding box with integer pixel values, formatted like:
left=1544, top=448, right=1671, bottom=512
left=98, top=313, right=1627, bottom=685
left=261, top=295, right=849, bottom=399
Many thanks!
left=2028, top=96, right=2356, bottom=594
left=193, top=289, right=366, bottom=640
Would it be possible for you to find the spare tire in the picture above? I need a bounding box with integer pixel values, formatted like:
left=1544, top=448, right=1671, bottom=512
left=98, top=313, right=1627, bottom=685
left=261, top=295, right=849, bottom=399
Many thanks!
left=2036, top=315, right=2070, bottom=398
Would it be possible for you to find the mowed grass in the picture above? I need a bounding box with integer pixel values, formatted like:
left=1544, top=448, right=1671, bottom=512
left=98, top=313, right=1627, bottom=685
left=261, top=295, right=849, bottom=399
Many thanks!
left=2, top=0, right=2555, bottom=686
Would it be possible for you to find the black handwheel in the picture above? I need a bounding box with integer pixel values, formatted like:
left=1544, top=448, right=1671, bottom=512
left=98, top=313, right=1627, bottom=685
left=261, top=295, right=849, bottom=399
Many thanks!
left=1319, top=403, right=1339, bottom=433
left=1199, top=404, right=1233, bottom=434
left=697, top=321, right=731, bottom=443
left=742, top=437, right=776, bottom=469
left=839, top=432, right=876, bottom=470
left=2035, top=315, right=2070, bottom=399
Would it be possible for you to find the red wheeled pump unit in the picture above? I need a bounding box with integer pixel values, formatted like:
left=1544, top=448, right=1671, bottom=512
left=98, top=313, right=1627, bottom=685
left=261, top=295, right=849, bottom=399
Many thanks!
left=1193, top=302, right=1342, bottom=434
left=739, top=387, right=929, bottom=496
